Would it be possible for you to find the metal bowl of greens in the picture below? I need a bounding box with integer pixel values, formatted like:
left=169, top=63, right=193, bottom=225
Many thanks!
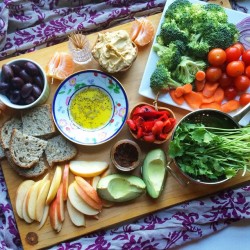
left=168, top=104, right=250, bottom=185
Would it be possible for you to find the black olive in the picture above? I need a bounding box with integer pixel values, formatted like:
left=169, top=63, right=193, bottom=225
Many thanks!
left=33, top=75, right=44, bottom=89
left=9, top=90, right=21, bottom=104
left=24, top=62, right=39, bottom=76
left=11, top=77, right=25, bottom=89
left=19, top=70, right=32, bottom=83
left=10, top=64, right=21, bottom=76
left=1, top=64, right=14, bottom=82
left=25, top=95, right=35, bottom=104
left=21, top=83, right=33, bottom=98
left=32, top=85, right=42, bottom=98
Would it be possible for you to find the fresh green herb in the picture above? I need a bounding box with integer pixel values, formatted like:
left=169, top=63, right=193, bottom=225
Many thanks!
left=169, top=123, right=250, bottom=182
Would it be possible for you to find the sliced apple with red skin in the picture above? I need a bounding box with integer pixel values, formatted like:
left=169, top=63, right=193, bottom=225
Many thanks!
left=66, top=199, right=86, bottom=227
left=56, top=183, right=65, bottom=222
left=49, top=197, right=62, bottom=232
left=46, top=166, right=62, bottom=205
left=38, top=205, right=49, bottom=230
left=68, top=182, right=99, bottom=216
left=75, top=176, right=102, bottom=209
left=62, top=164, right=69, bottom=201
left=36, top=179, right=51, bottom=222
left=74, top=181, right=102, bottom=210
left=69, top=160, right=109, bottom=177
left=15, top=180, right=35, bottom=219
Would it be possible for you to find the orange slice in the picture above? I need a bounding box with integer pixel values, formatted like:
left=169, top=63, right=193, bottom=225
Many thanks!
left=130, top=18, right=154, bottom=47
left=46, top=52, right=74, bottom=81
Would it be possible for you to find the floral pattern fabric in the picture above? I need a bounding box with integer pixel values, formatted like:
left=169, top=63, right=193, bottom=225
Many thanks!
left=0, top=0, right=250, bottom=250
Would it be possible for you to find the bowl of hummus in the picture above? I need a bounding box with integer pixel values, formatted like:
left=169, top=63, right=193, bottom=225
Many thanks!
left=91, top=30, right=138, bottom=73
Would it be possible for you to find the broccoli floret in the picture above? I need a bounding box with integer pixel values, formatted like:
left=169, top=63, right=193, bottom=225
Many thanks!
left=203, top=3, right=228, bottom=24
left=150, top=65, right=182, bottom=92
left=164, top=0, right=192, bottom=29
left=171, top=40, right=187, bottom=55
left=187, top=34, right=210, bottom=58
left=173, top=56, right=207, bottom=84
left=159, top=21, right=188, bottom=46
left=153, top=42, right=182, bottom=70
left=203, top=23, right=239, bottom=50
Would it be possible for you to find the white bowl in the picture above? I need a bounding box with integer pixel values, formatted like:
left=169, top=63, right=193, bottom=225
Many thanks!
left=52, top=69, right=129, bottom=145
left=0, top=59, right=49, bottom=109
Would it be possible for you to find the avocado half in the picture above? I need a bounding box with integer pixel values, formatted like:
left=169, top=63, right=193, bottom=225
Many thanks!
left=96, top=174, right=146, bottom=202
left=142, top=148, right=167, bottom=199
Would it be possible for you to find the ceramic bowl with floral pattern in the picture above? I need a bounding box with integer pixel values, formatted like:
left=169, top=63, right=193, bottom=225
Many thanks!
left=52, top=70, right=128, bottom=145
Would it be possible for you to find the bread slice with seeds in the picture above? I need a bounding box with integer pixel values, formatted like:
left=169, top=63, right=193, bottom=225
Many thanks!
left=9, top=129, right=48, bottom=169
left=0, top=117, right=22, bottom=150
left=45, top=135, right=77, bottom=167
left=21, top=104, right=57, bottom=138
left=0, top=143, right=5, bottom=160
left=5, top=151, right=48, bottom=178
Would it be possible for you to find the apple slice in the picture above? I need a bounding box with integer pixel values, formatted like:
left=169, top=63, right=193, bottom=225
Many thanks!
left=66, top=199, right=86, bottom=227
left=49, top=197, right=61, bottom=232
left=26, top=179, right=45, bottom=220
left=100, top=167, right=111, bottom=178
left=69, top=160, right=109, bottom=177
left=68, top=182, right=99, bottom=216
left=46, top=166, right=62, bottom=205
left=38, top=205, right=49, bottom=230
left=15, top=180, right=35, bottom=219
left=62, top=164, right=69, bottom=201
left=90, top=176, right=101, bottom=190
left=56, top=183, right=65, bottom=222
left=36, top=179, right=51, bottom=222
left=22, top=185, right=34, bottom=223
left=74, top=181, right=102, bottom=210
left=75, top=176, right=102, bottom=210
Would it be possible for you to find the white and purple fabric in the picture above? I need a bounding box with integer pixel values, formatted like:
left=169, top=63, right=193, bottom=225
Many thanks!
left=1, top=0, right=250, bottom=249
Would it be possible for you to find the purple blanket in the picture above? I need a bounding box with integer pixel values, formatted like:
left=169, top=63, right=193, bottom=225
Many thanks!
left=1, top=0, right=250, bottom=250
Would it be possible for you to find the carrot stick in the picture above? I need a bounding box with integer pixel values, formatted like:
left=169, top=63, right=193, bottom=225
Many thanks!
left=213, top=87, right=224, bottom=104
left=195, top=70, right=206, bottom=81
left=202, top=82, right=219, bottom=98
left=183, top=91, right=203, bottom=109
left=169, top=89, right=185, bottom=105
left=200, top=102, right=221, bottom=110
left=220, top=100, right=240, bottom=113
left=194, top=79, right=205, bottom=92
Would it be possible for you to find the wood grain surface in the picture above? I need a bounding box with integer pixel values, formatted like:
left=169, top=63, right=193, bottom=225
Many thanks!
left=3, top=1, right=249, bottom=250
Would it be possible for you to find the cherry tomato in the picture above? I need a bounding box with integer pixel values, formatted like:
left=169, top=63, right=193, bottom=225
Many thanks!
left=205, top=66, right=222, bottom=82
left=226, top=61, right=245, bottom=77
left=242, top=50, right=250, bottom=66
left=219, top=72, right=233, bottom=88
left=225, top=46, right=241, bottom=62
left=208, top=48, right=226, bottom=66
left=232, top=42, right=245, bottom=55
left=224, top=86, right=238, bottom=100
left=234, top=75, right=250, bottom=92
left=245, top=65, right=250, bottom=78
left=239, top=93, right=250, bottom=106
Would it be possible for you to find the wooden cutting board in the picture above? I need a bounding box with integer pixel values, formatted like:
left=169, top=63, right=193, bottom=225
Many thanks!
left=3, top=1, right=250, bottom=250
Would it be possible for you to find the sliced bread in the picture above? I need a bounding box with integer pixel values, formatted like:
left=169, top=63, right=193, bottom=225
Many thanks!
left=0, top=117, right=22, bottom=150
left=0, top=143, right=5, bottom=160
left=45, top=135, right=77, bottom=167
left=9, top=129, right=48, bottom=169
left=21, top=104, right=57, bottom=138
left=5, top=151, right=49, bottom=178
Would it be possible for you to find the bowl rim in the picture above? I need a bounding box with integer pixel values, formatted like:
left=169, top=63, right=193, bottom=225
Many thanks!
left=0, top=58, right=48, bottom=109
left=52, top=69, right=129, bottom=146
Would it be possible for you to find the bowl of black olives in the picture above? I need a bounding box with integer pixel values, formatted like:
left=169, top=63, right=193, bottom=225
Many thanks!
left=0, top=59, right=49, bottom=109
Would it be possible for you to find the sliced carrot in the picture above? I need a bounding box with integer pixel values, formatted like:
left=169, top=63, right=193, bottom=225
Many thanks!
left=198, top=92, right=215, bottom=104
left=213, top=87, right=225, bottom=104
left=202, top=82, right=219, bottom=98
left=195, top=70, right=206, bottom=81
left=200, top=102, right=221, bottom=110
left=169, top=89, right=185, bottom=105
left=183, top=91, right=203, bottom=109
left=220, top=100, right=240, bottom=113
left=174, top=83, right=192, bottom=98
left=194, top=79, right=205, bottom=92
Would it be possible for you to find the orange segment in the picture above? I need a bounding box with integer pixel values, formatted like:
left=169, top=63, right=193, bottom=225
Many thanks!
left=130, top=19, right=142, bottom=41
left=132, top=18, right=154, bottom=47
left=45, top=52, right=74, bottom=81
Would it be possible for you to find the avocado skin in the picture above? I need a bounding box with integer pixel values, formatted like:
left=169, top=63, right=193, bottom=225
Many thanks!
left=142, top=148, right=167, bottom=199
left=97, top=174, right=146, bottom=202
